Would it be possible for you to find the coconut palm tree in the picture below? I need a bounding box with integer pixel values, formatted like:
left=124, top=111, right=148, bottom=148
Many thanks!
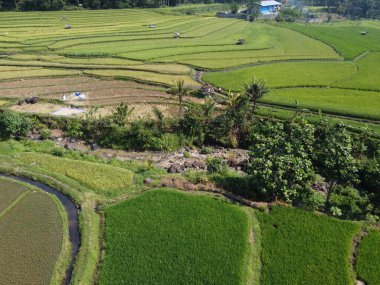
left=244, top=78, right=269, bottom=114
left=152, top=106, right=165, bottom=131
left=203, top=96, right=215, bottom=120
left=171, top=80, right=190, bottom=118
left=112, top=102, right=134, bottom=126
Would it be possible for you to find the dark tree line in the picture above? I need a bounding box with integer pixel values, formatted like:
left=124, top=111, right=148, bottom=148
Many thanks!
left=0, top=0, right=236, bottom=11
left=299, top=0, right=380, bottom=18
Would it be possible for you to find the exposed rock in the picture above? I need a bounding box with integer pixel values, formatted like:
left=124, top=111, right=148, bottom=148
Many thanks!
left=168, top=163, right=184, bottom=173
left=184, top=160, right=191, bottom=168
left=91, top=143, right=100, bottom=151
left=30, top=96, right=39, bottom=104
left=192, top=160, right=206, bottom=169
left=312, top=181, right=329, bottom=193
left=144, top=178, right=154, bottom=185
left=18, top=99, right=26, bottom=106
left=228, top=158, right=239, bottom=167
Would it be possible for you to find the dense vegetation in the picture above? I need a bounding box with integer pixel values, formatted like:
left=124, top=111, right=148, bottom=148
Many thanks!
left=0, top=178, right=66, bottom=285
left=100, top=189, right=251, bottom=285
left=257, top=206, right=360, bottom=285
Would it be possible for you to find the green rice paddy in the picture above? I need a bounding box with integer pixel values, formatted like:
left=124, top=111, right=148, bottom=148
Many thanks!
left=256, top=206, right=360, bottom=285
left=356, top=230, right=380, bottom=285
left=99, top=189, right=251, bottom=285
left=0, top=177, right=66, bottom=285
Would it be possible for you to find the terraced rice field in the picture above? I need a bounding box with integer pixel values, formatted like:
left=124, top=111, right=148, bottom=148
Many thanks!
left=0, top=9, right=338, bottom=79
left=204, top=51, right=380, bottom=121
left=281, top=21, right=380, bottom=60
left=99, top=189, right=252, bottom=285
left=256, top=206, right=360, bottom=285
left=0, top=177, right=65, bottom=285
left=1, top=8, right=379, bottom=128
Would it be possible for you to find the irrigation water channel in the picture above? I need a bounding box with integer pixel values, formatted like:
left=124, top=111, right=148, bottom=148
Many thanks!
left=0, top=173, right=80, bottom=285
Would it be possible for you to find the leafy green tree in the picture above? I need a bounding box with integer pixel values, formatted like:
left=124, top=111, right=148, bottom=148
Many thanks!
left=314, top=120, right=359, bottom=211
left=170, top=80, right=190, bottom=119
left=230, top=2, right=239, bottom=14
left=246, top=0, right=260, bottom=20
left=0, top=109, right=32, bottom=139
left=248, top=120, right=315, bottom=202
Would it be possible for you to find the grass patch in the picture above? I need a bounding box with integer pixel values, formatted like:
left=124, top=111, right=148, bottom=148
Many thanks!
left=19, top=152, right=134, bottom=194
left=99, top=189, right=251, bottom=285
left=356, top=229, right=380, bottom=285
left=256, top=206, right=360, bottom=285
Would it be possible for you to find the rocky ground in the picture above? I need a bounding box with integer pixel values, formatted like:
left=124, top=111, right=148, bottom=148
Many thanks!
left=31, top=129, right=249, bottom=173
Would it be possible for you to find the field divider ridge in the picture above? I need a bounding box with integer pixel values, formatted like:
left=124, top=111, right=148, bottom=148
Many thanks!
left=0, top=190, right=30, bottom=220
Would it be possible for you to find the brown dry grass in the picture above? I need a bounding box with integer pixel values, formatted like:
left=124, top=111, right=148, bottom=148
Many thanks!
left=11, top=103, right=66, bottom=115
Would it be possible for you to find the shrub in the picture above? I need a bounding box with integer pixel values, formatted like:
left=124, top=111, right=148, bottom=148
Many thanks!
left=0, top=110, right=32, bottom=139
left=359, top=158, right=380, bottom=206
left=330, top=185, right=372, bottom=220
left=299, top=190, right=326, bottom=211
left=65, top=119, right=83, bottom=138
left=39, top=128, right=52, bottom=140
left=206, top=157, right=227, bottom=174
left=201, top=146, right=212, bottom=155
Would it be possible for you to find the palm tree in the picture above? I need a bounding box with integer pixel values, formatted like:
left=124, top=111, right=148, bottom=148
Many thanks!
left=244, top=78, right=269, bottom=114
left=227, top=90, right=241, bottom=114
left=152, top=106, right=165, bottom=131
left=112, top=102, right=134, bottom=126
left=171, top=80, right=190, bottom=118
left=203, top=96, right=215, bottom=120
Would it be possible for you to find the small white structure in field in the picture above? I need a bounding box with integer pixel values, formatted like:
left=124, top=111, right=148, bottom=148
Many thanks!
left=63, top=92, right=87, bottom=102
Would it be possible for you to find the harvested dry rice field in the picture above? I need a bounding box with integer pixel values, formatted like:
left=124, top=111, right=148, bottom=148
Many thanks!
left=1, top=76, right=196, bottom=117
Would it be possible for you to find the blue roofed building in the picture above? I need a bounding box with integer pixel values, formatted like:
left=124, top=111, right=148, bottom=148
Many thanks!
left=260, top=1, right=282, bottom=15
